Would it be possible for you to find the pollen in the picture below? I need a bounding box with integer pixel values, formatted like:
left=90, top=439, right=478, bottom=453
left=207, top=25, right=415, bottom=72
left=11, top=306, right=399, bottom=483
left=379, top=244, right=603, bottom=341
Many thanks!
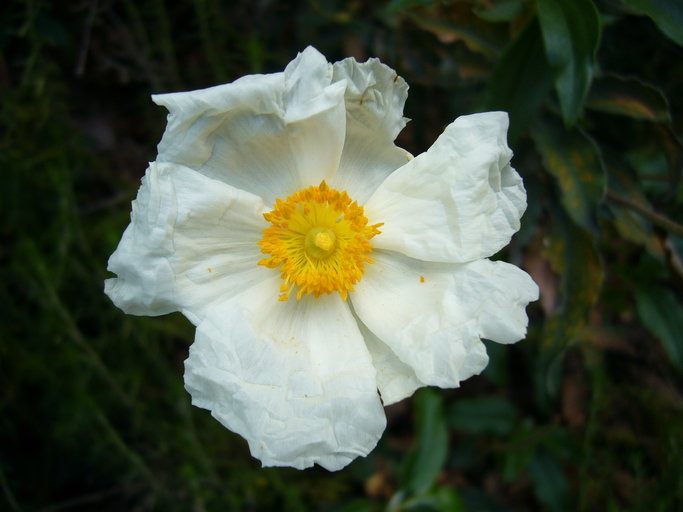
left=258, top=181, right=382, bottom=301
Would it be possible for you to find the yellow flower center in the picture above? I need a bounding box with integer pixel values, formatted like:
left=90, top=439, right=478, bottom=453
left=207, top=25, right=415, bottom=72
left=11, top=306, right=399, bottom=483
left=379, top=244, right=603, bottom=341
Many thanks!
left=258, top=181, right=382, bottom=301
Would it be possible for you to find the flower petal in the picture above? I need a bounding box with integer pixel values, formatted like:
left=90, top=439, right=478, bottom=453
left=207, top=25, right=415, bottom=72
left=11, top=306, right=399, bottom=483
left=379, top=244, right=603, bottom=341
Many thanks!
left=352, top=250, right=537, bottom=387
left=466, top=259, right=540, bottom=344
left=355, top=317, right=423, bottom=406
left=329, top=57, right=412, bottom=204
left=152, top=47, right=347, bottom=206
left=184, top=277, right=386, bottom=471
left=364, top=112, right=526, bottom=263
left=105, top=162, right=271, bottom=324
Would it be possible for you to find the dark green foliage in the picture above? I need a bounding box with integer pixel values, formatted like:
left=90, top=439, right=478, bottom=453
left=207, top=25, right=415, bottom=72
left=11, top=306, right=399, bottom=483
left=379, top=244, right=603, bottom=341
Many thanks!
left=2, top=0, right=682, bottom=511
left=400, top=390, right=448, bottom=494
left=621, top=0, right=683, bottom=46
left=536, top=0, right=601, bottom=126
left=484, top=18, right=554, bottom=143
left=531, top=114, right=606, bottom=233
left=635, top=283, right=683, bottom=373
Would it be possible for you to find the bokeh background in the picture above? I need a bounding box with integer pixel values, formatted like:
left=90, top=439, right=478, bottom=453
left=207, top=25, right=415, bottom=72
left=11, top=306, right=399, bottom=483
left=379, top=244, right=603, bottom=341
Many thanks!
left=3, top=0, right=683, bottom=510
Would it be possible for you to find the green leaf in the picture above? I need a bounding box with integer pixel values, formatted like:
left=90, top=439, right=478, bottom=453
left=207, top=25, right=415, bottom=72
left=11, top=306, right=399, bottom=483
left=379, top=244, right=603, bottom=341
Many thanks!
left=484, top=19, right=554, bottom=142
left=542, top=207, right=604, bottom=347
left=533, top=343, right=567, bottom=410
left=605, top=156, right=664, bottom=257
left=448, top=397, right=519, bottom=436
left=401, top=389, right=448, bottom=493
left=432, top=487, right=466, bottom=512
left=473, top=0, right=525, bottom=22
left=626, top=122, right=683, bottom=195
left=536, top=0, right=601, bottom=125
left=621, top=0, right=683, bottom=47
left=388, top=489, right=465, bottom=512
left=586, top=74, right=671, bottom=122
left=529, top=451, right=569, bottom=512
left=531, top=114, right=606, bottom=233
left=635, top=284, right=683, bottom=373
left=408, top=11, right=505, bottom=57
left=655, top=124, right=683, bottom=190
left=501, top=423, right=539, bottom=481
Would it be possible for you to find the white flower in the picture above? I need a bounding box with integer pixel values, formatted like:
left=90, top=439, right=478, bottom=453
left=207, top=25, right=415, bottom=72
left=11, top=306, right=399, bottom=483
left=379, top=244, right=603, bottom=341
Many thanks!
left=105, top=47, right=538, bottom=471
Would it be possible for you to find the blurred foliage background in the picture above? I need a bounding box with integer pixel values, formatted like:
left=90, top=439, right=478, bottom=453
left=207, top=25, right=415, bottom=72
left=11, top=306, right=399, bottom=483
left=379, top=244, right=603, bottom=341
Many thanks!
left=2, top=0, right=683, bottom=510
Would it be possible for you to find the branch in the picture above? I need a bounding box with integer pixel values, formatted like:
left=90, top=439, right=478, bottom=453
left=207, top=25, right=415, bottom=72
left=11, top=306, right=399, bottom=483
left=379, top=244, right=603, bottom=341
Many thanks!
left=606, top=190, right=683, bottom=238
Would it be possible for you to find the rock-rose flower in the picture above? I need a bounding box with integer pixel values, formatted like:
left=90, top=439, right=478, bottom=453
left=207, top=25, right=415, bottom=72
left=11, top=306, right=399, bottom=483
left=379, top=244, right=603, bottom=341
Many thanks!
left=105, top=47, right=538, bottom=471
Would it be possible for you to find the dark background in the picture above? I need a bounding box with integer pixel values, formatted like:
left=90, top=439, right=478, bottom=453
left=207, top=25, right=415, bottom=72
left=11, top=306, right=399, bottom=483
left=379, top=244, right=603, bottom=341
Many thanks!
left=2, top=0, right=683, bottom=511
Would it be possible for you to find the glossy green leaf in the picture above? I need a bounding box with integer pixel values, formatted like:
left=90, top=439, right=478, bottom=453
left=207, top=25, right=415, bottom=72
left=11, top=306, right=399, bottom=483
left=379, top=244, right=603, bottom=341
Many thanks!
left=531, top=114, right=606, bottom=233
left=586, top=74, right=671, bottom=122
left=473, top=0, right=525, bottom=22
left=401, top=389, right=448, bottom=493
left=621, top=0, right=683, bottom=46
left=542, top=207, right=604, bottom=346
left=485, top=19, right=554, bottom=142
left=536, top=0, right=601, bottom=125
left=635, top=284, right=683, bottom=373
left=448, top=397, right=519, bottom=436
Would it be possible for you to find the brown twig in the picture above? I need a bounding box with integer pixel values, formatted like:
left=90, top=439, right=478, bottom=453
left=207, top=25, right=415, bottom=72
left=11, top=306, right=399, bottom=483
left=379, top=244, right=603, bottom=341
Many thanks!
left=606, top=190, right=683, bottom=238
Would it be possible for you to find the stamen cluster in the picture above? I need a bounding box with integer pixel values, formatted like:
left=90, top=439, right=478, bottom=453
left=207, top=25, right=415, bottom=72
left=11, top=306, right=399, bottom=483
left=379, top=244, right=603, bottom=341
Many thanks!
left=259, top=181, right=382, bottom=301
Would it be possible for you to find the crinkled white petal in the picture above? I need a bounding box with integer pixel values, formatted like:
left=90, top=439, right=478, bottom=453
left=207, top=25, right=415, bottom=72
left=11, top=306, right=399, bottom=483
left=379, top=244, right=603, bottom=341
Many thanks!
left=352, top=251, right=488, bottom=388
left=355, top=318, right=423, bottom=406
left=105, top=161, right=271, bottom=324
left=184, top=277, right=386, bottom=471
left=364, top=112, right=527, bottom=263
left=464, top=259, right=540, bottom=344
left=329, top=57, right=413, bottom=204
left=104, top=163, right=178, bottom=316
left=352, top=250, right=536, bottom=388
left=152, top=47, right=347, bottom=206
